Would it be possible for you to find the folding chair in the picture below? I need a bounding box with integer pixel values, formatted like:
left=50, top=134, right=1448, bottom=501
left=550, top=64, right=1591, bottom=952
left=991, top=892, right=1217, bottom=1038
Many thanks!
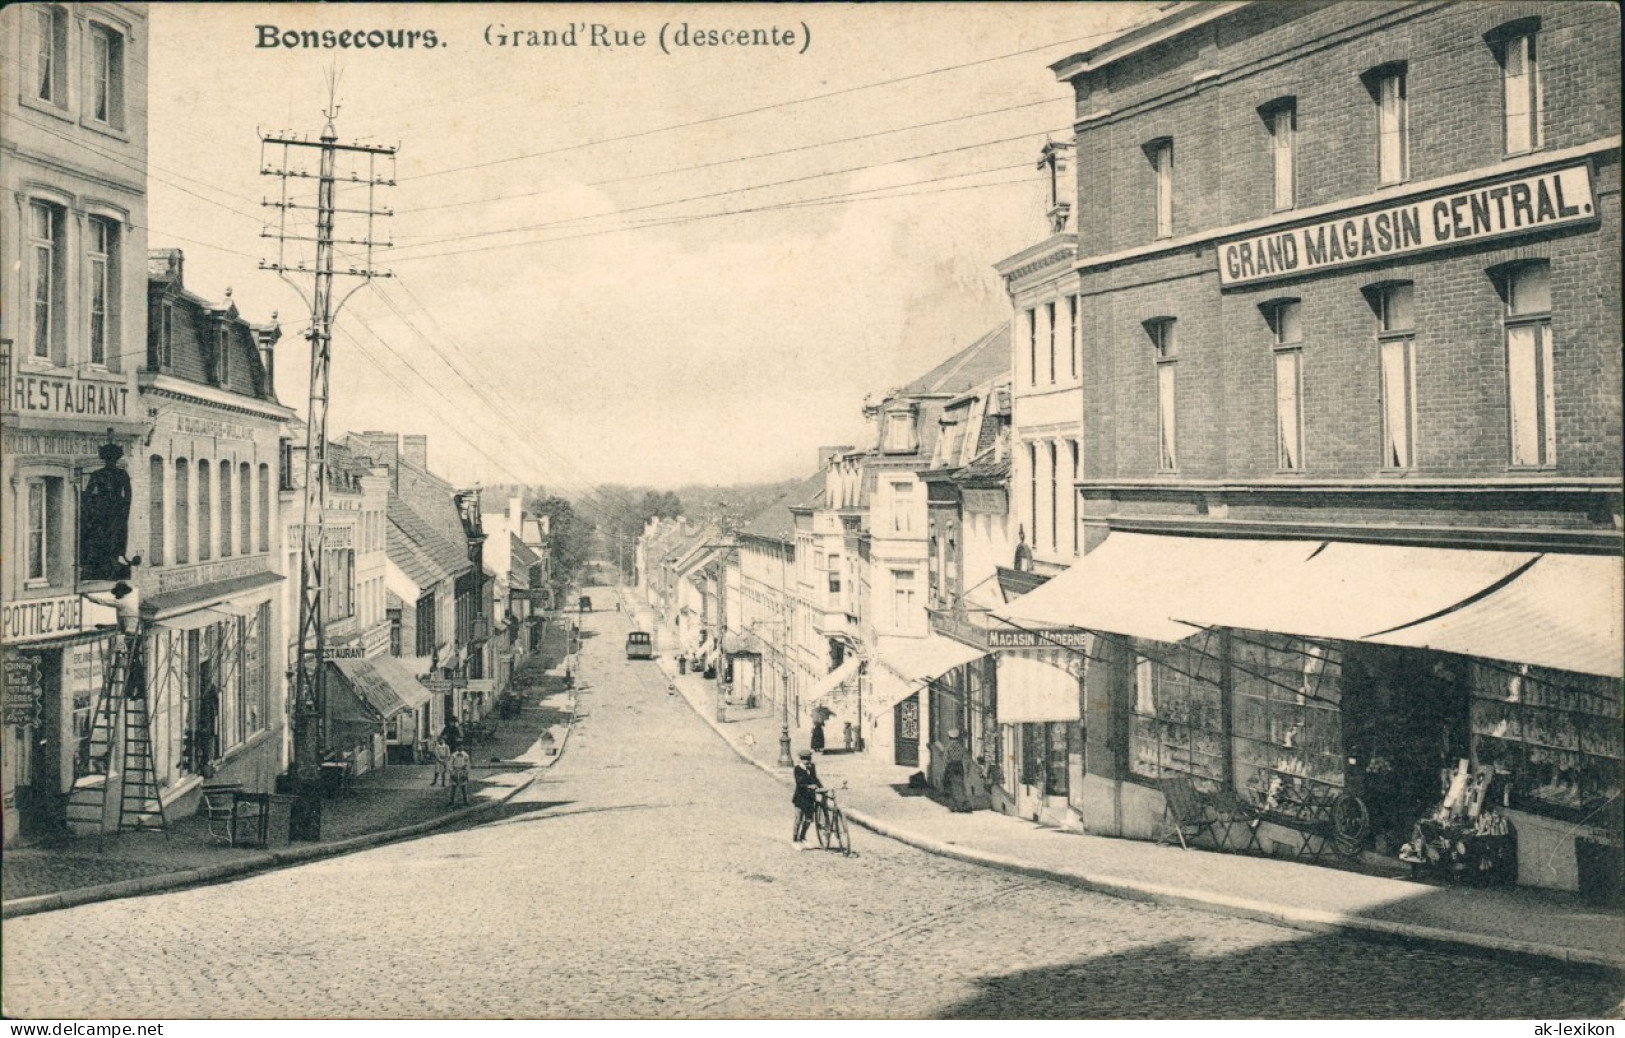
left=1155, top=775, right=1219, bottom=850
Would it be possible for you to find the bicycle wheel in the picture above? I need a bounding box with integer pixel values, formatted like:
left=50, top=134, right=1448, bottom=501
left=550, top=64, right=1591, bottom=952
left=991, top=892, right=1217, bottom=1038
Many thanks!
left=815, top=805, right=833, bottom=849
left=1331, top=793, right=1369, bottom=859
left=832, top=809, right=852, bottom=856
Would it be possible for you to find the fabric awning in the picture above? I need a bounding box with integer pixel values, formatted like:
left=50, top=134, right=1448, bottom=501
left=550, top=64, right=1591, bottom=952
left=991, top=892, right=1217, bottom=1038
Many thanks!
left=997, top=651, right=1083, bottom=723
left=874, top=634, right=984, bottom=685
left=1193, top=542, right=1540, bottom=643
left=328, top=656, right=433, bottom=719
left=866, top=663, right=920, bottom=712
left=805, top=656, right=862, bottom=706
left=992, top=533, right=1322, bottom=644
left=1367, top=553, right=1624, bottom=678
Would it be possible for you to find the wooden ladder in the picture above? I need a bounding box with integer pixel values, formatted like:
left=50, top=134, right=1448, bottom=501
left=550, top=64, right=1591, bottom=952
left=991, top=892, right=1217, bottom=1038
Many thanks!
left=62, top=628, right=168, bottom=840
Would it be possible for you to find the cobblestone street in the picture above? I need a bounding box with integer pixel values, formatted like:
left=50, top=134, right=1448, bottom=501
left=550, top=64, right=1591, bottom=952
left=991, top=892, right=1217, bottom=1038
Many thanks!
left=2, top=603, right=1620, bottom=1019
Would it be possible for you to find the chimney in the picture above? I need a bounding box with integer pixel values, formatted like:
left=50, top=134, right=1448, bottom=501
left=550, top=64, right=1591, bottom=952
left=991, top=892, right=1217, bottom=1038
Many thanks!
left=402, top=434, right=428, bottom=472
left=355, top=431, right=400, bottom=491
left=818, top=445, right=854, bottom=470
left=508, top=496, right=521, bottom=523
left=1039, top=139, right=1076, bottom=234
left=255, top=323, right=280, bottom=399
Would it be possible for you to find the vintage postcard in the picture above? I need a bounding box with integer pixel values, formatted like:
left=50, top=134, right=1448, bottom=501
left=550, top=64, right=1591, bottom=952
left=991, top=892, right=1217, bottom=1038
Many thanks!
left=1, top=1, right=1620, bottom=1025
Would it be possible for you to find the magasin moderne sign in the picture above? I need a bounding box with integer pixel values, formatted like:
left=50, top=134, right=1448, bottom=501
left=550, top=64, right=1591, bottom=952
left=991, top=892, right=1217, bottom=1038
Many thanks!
left=1219, top=164, right=1595, bottom=288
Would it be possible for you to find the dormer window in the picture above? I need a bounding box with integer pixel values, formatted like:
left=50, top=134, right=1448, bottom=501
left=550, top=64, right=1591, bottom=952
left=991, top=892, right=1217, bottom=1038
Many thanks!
left=216, top=324, right=231, bottom=386
left=882, top=408, right=917, bottom=453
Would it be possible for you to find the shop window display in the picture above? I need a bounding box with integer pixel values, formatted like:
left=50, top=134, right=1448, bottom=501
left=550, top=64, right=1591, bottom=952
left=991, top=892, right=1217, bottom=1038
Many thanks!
left=1469, top=662, right=1622, bottom=825
left=1231, top=634, right=1346, bottom=807
left=1129, top=636, right=1223, bottom=786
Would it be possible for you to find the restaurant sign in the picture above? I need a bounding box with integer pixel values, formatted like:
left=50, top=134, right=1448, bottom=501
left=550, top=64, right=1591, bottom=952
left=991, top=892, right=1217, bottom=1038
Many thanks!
left=8, top=371, right=132, bottom=418
left=1219, top=164, right=1595, bottom=287
left=987, top=627, right=1092, bottom=650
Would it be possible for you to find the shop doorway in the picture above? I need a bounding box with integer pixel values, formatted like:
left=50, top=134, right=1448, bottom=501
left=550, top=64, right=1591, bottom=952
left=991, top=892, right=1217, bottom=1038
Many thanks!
left=17, top=649, right=64, bottom=839
left=894, top=694, right=920, bottom=767
left=1343, top=646, right=1469, bottom=854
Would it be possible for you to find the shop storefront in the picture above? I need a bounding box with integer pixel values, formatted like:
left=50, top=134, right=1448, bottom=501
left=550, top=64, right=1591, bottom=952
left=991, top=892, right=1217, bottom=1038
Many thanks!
left=144, top=585, right=279, bottom=813
left=992, top=531, right=1623, bottom=891
left=326, top=655, right=433, bottom=775
left=3, top=617, right=119, bottom=842
left=994, top=643, right=1084, bottom=827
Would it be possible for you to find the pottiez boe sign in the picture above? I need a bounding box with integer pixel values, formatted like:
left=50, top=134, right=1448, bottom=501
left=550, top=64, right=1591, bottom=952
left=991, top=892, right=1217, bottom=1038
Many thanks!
left=1219, top=165, right=1595, bottom=287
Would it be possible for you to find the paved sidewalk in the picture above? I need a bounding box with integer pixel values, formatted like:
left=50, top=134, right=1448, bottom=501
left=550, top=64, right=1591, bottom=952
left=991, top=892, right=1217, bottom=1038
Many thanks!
left=657, top=655, right=1624, bottom=972
left=1, top=677, right=579, bottom=918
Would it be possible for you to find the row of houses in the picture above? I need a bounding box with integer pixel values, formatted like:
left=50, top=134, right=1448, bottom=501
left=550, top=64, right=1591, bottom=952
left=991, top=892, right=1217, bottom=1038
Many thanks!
left=0, top=3, right=551, bottom=845
left=640, top=0, right=1622, bottom=895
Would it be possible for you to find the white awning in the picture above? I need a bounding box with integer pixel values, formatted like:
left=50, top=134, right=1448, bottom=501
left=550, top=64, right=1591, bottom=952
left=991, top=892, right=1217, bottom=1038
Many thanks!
left=991, top=533, right=1322, bottom=644
left=873, top=634, right=984, bottom=686
left=997, top=651, right=1082, bottom=723
left=867, top=663, right=920, bottom=712
left=805, top=656, right=862, bottom=707
left=1193, top=542, right=1540, bottom=643
left=1368, top=553, right=1624, bottom=678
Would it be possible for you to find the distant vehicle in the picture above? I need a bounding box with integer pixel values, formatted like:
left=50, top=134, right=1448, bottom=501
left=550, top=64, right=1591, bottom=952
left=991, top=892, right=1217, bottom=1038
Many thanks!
left=625, top=631, right=653, bottom=660
left=578, top=595, right=593, bottom=613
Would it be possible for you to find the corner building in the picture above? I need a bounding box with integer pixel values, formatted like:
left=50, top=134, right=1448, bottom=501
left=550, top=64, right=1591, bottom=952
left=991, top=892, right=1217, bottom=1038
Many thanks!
left=997, top=2, right=1621, bottom=892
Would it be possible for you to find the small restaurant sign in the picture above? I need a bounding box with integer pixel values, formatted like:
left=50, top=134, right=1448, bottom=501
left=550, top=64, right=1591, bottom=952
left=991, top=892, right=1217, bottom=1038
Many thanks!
left=1219, top=164, right=1595, bottom=287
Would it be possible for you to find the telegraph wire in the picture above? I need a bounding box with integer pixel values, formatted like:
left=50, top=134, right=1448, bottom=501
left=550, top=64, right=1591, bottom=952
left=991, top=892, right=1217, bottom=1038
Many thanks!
left=399, top=20, right=1156, bottom=183
left=393, top=125, right=1069, bottom=254
left=393, top=160, right=1036, bottom=263
left=401, top=95, right=1067, bottom=215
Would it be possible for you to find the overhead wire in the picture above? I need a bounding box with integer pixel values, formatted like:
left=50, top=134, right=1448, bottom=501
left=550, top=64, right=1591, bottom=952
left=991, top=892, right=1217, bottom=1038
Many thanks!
left=398, top=20, right=1155, bottom=183
left=392, top=124, right=1070, bottom=254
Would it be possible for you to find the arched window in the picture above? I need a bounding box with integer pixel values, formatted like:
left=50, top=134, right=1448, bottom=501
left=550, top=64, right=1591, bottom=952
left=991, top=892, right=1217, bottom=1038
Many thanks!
left=218, top=461, right=232, bottom=558
left=149, top=455, right=165, bottom=565
left=174, top=458, right=190, bottom=564
left=258, top=464, right=270, bottom=552
left=240, top=463, right=253, bottom=554
left=197, top=460, right=212, bottom=561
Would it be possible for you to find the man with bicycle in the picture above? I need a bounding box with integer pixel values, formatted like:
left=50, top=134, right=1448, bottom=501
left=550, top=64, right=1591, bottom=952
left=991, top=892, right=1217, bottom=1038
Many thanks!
left=791, top=749, right=822, bottom=846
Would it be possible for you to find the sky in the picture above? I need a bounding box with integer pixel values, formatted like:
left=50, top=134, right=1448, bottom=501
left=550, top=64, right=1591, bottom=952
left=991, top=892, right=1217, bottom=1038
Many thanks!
left=146, top=3, right=1154, bottom=494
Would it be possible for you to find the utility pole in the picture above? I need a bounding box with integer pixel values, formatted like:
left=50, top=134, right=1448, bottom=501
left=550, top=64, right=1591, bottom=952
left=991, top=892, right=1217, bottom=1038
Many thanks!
left=260, top=79, right=395, bottom=840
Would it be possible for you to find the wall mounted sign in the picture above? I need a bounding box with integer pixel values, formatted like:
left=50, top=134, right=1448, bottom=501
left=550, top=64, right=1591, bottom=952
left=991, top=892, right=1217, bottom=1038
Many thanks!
left=3, top=594, right=87, bottom=645
left=3, top=655, right=43, bottom=727
left=9, top=372, right=131, bottom=417
left=987, top=628, right=1092, bottom=650
left=1219, top=164, right=1595, bottom=287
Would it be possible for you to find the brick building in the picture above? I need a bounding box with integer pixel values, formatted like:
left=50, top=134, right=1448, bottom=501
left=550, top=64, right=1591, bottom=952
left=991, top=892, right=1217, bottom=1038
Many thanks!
left=994, top=1, right=1621, bottom=892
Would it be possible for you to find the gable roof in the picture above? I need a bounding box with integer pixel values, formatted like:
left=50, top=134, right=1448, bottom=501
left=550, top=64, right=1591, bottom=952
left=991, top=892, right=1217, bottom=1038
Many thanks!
left=896, top=325, right=1010, bottom=397
left=739, top=469, right=826, bottom=545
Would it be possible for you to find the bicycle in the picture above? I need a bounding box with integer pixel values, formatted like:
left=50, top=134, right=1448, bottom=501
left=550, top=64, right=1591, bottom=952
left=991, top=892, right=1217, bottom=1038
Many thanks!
left=813, top=787, right=852, bottom=856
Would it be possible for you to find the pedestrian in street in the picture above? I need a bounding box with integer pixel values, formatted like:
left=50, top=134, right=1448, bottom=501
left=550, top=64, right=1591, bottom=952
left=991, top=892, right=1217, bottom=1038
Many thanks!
left=791, top=750, right=822, bottom=845
left=448, top=747, right=471, bottom=806
left=440, top=718, right=464, bottom=753
left=811, top=718, right=826, bottom=755
left=430, top=738, right=451, bottom=787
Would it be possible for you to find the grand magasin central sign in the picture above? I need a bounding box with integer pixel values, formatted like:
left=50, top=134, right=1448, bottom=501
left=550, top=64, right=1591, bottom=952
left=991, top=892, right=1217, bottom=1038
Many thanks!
left=1219, top=164, right=1595, bottom=287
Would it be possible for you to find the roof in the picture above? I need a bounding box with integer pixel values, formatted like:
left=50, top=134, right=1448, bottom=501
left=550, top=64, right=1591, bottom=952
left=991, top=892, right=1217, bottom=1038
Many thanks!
left=739, top=469, right=827, bottom=544
left=896, top=326, right=1010, bottom=397
left=511, top=532, right=542, bottom=574
left=388, top=496, right=472, bottom=590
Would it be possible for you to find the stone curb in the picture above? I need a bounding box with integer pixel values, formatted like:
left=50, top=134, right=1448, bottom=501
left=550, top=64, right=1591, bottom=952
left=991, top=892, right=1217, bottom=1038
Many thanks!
left=661, top=658, right=1625, bottom=975
left=2, top=697, right=579, bottom=921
